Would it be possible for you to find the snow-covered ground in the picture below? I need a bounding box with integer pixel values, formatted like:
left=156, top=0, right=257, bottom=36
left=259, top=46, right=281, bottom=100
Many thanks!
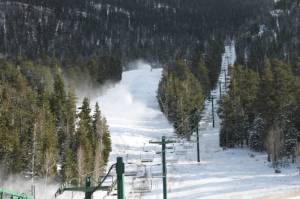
left=59, top=43, right=300, bottom=199
left=151, top=43, right=300, bottom=199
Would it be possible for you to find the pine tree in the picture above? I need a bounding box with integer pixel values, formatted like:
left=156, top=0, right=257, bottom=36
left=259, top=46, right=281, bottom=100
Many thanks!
left=42, top=108, right=58, bottom=177
left=284, top=126, right=299, bottom=162
left=158, top=60, right=205, bottom=136
left=92, top=103, right=105, bottom=179
left=50, top=73, right=67, bottom=157
left=76, top=98, right=94, bottom=180
left=249, top=116, right=265, bottom=151
left=102, top=118, right=111, bottom=165
left=61, top=89, right=77, bottom=180
left=256, top=59, right=276, bottom=125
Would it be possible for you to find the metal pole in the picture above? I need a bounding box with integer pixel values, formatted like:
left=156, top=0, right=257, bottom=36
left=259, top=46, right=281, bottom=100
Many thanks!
left=31, top=185, right=35, bottom=199
left=196, top=122, right=200, bottom=162
left=224, top=71, right=227, bottom=90
left=117, top=157, right=125, bottom=199
left=162, top=136, right=167, bottom=199
left=211, top=96, right=215, bottom=128
left=85, top=177, right=92, bottom=199
left=219, top=82, right=222, bottom=99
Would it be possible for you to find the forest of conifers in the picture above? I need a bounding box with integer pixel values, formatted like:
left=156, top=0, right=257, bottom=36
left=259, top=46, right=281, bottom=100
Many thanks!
left=219, top=0, right=300, bottom=165
left=0, top=59, right=113, bottom=182
left=0, top=0, right=299, bottom=182
left=158, top=0, right=300, bottom=166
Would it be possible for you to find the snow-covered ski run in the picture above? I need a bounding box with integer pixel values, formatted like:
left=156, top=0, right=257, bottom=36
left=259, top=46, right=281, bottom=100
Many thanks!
left=58, top=42, right=300, bottom=199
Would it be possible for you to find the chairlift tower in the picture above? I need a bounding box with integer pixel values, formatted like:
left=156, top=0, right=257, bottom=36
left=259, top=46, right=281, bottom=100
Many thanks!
left=55, top=157, right=125, bottom=199
left=150, top=136, right=176, bottom=199
left=210, top=95, right=215, bottom=128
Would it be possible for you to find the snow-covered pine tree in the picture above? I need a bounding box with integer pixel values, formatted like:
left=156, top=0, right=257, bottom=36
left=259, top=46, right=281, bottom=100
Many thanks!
left=249, top=116, right=265, bottom=152
left=284, top=126, right=299, bottom=163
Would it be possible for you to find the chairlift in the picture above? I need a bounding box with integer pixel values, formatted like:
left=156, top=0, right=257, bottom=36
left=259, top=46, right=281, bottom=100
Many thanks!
left=140, top=152, right=154, bottom=163
left=166, top=157, right=178, bottom=163
left=125, top=171, right=138, bottom=176
left=166, top=144, right=175, bottom=153
left=150, top=164, right=163, bottom=178
left=132, top=177, right=152, bottom=193
left=143, top=143, right=155, bottom=153
left=175, top=150, right=187, bottom=155
left=183, top=143, right=194, bottom=150
left=200, top=126, right=207, bottom=131
left=141, top=158, right=154, bottom=163
left=125, top=164, right=139, bottom=176
left=99, top=175, right=115, bottom=189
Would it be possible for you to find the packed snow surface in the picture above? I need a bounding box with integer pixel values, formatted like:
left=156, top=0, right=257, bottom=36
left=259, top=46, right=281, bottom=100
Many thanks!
left=59, top=44, right=300, bottom=199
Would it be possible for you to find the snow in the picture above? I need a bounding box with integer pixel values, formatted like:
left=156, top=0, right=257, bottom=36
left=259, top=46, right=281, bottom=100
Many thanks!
left=58, top=42, right=300, bottom=199
left=153, top=42, right=300, bottom=199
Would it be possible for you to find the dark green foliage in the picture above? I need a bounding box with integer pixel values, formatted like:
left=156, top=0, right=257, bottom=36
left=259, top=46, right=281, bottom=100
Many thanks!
left=102, top=119, right=112, bottom=164
left=92, top=103, right=111, bottom=166
left=158, top=60, right=205, bottom=136
left=248, top=116, right=265, bottom=151
left=0, top=59, right=112, bottom=181
left=87, top=57, right=122, bottom=83
left=64, top=56, right=123, bottom=85
left=219, top=59, right=300, bottom=163
left=50, top=73, right=67, bottom=155
left=0, top=0, right=270, bottom=64
left=236, top=0, right=300, bottom=71
left=76, top=98, right=94, bottom=177
left=284, top=126, right=299, bottom=159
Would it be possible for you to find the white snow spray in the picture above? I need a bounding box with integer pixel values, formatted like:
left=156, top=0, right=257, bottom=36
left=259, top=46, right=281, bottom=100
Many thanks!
left=0, top=60, right=173, bottom=199
left=0, top=170, right=60, bottom=199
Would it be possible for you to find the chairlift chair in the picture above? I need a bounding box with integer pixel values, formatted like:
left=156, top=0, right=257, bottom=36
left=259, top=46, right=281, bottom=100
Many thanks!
left=125, top=165, right=139, bottom=177
left=132, top=177, right=152, bottom=193
left=140, top=152, right=154, bottom=163
left=149, top=164, right=162, bottom=178
left=183, top=143, right=194, bottom=150
left=175, top=150, right=187, bottom=155
left=99, top=175, right=115, bottom=189
left=166, top=157, right=178, bottom=163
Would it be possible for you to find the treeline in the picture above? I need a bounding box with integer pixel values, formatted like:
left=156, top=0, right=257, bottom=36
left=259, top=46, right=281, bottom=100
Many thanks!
left=158, top=60, right=205, bottom=136
left=0, top=59, right=111, bottom=182
left=219, top=59, right=300, bottom=165
left=236, top=0, right=300, bottom=71
left=0, top=0, right=270, bottom=64
left=63, top=56, right=122, bottom=85
left=222, top=0, right=300, bottom=165
left=157, top=40, right=224, bottom=136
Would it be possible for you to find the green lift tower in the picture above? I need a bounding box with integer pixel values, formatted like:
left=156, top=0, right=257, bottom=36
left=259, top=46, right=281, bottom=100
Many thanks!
left=55, top=157, right=125, bottom=199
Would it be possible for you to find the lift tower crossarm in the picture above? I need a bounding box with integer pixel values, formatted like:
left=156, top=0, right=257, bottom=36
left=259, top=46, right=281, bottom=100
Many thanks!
left=149, top=136, right=177, bottom=199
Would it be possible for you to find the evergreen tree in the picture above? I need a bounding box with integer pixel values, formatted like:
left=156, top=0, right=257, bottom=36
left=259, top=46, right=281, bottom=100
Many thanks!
left=92, top=103, right=104, bottom=179
left=249, top=116, right=265, bottom=151
left=61, top=89, right=77, bottom=180
left=284, top=126, right=299, bottom=162
left=102, top=118, right=112, bottom=165
left=35, top=100, right=58, bottom=177
left=76, top=98, right=94, bottom=180
left=50, top=73, right=67, bottom=157
left=158, top=60, right=205, bottom=136
left=256, top=60, right=276, bottom=124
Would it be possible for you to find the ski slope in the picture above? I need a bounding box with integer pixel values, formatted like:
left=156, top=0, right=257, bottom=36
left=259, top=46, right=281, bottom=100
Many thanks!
left=156, top=43, right=300, bottom=199
left=61, top=43, right=300, bottom=199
